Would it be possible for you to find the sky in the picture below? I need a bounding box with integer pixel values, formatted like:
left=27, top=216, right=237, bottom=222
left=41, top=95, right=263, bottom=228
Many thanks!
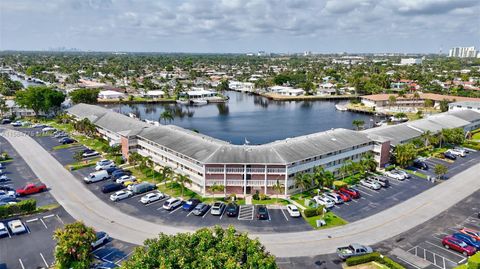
left=0, top=0, right=479, bottom=53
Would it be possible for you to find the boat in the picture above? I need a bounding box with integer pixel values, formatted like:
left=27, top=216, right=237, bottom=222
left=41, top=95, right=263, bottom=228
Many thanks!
left=176, top=99, right=190, bottom=105
left=191, top=99, right=208, bottom=106
left=335, top=104, right=348, bottom=111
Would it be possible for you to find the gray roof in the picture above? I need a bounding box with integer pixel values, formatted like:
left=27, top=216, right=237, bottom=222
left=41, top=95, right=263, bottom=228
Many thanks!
left=362, top=124, right=423, bottom=146
left=447, top=109, right=480, bottom=122
left=408, top=114, right=470, bottom=133
left=450, top=101, right=480, bottom=109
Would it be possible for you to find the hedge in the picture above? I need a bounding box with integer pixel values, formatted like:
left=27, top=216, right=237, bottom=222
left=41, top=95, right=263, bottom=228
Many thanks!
left=345, top=252, right=405, bottom=269
left=303, top=206, right=325, bottom=218
left=0, top=199, right=37, bottom=218
left=333, top=181, right=347, bottom=190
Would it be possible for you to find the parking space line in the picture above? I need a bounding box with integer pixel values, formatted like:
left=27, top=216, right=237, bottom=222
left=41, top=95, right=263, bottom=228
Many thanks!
left=19, top=258, right=25, bottom=269
left=43, top=214, right=55, bottom=219
left=56, top=214, right=65, bottom=224
left=186, top=210, right=194, bottom=217
left=280, top=208, right=289, bottom=221
left=357, top=189, right=374, bottom=197
left=203, top=207, right=212, bottom=218
left=425, top=241, right=466, bottom=260
left=26, top=224, right=31, bottom=234
left=396, top=256, right=422, bottom=269
left=40, top=218, right=48, bottom=229
left=6, top=228, right=11, bottom=238
left=26, top=218, right=39, bottom=223
left=219, top=208, right=226, bottom=220
left=115, top=250, right=134, bottom=265
left=92, top=246, right=107, bottom=255
left=100, top=250, right=117, bottom=260
left=40, top=253, right=49, bottom=268
left=169, top=206, right=182, bottom=214
left=144, top=198, right=166, bottom=207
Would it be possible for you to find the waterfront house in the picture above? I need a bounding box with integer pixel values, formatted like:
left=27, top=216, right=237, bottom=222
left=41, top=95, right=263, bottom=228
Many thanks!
left=98, top=90, right=125, bottom=100
left=143, top=90, right=165, bottom=99
left=361, top=93, right=480, bottom=110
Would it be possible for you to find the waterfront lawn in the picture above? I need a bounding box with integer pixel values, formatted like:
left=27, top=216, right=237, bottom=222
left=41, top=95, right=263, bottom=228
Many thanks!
left=252, top=198, right=289, bottom=205
left=304, top=211, right=347, bottom=230
left=472, top=132, right=480, bottom=140
left=52, top=142, right=80, bottom=150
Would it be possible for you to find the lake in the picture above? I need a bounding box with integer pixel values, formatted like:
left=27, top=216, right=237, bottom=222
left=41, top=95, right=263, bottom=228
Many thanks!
left=99, top=91, right=378, bottom=145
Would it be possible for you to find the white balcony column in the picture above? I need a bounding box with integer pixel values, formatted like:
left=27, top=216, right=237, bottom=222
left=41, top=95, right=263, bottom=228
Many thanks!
left=284, top=167, right=288, bottom=196
left=223, top=164, right=227, bottom=193
left=202, top=165, right=206, bottom=196
left=243, top=164, right=247, bottom=196
left=264, top=165, right=267, bottom=195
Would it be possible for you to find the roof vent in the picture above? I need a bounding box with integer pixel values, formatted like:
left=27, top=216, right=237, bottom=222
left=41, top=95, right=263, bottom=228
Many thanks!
left=331, top=137, right=337, bottom=141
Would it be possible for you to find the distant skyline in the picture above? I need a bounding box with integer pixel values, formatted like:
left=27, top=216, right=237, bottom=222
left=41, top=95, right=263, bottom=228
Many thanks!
left=1, top=0, right=479, bottom=53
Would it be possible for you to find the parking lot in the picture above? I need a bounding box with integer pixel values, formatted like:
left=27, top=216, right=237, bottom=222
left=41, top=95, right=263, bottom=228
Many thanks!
left=415, top=149, right=480, bottom=180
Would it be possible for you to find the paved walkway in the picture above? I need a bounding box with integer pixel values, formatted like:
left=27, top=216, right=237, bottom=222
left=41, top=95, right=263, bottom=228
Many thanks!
left=2, top=128, right=480, bottom=258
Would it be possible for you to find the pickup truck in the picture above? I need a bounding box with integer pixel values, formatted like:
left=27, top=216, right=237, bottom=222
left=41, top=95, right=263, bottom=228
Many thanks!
left=16, top=183, right=47, bottom=196
left=336, top=244, right=373, bottom=260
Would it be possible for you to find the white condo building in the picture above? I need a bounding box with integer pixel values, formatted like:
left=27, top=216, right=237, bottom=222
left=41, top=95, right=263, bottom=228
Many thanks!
left=449, top=47, right=479, bottom=58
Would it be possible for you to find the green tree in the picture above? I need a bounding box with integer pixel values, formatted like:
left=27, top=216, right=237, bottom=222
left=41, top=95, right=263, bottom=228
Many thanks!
left=53, top=221, right=96, bottom=269
left=352, top=119, right=365, bottom=130
left=394, top=143, right=417, bottom=168
left=159, top=110, right=174, bottom=124
left=15, top=86, right=65, bottom=116
left=360, top=153, right=377, bottom=172
left=174, top=174, right=192, bottom=198
left=273, top=179, right=284, bottom=201
left=0, top=98, right=8, bottom=118
left=388, top=95, right=397, bottom=108
left=209, top=184, right=225, bottom=196
left=439, top=99, right=450, bottom=112
left=424, top=99, right=434, bottom=107
left=217, top=79, right=229, bottom=91
left=73, top=118, right=97, bottom=137
left=70, top=88, right=100, bottom=104
left=434, top=164, right=448, bottom=179
left=73, top=151, right=83, bottom=162
left=294, top=173, right=312, bottom=191
left=121, top=226, right=277, bottom=269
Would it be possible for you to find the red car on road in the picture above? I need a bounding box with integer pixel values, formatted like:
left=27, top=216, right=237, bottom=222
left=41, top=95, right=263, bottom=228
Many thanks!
left=442, top=235, right=476, bottom=256
left=16, top=183, right=47, bottom=196
left=334, top=190, right=351, bottom=202
left=339, top=187, right=361, bottom=199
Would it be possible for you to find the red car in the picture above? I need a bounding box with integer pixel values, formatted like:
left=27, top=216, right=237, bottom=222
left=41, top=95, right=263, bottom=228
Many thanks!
left=334, top=190, right=351, bottom=202
left=339, top=187, right=360, bottom=199
left=16, top=183, right=47, bottom=196
left=442, top=235, right=476, bottom=256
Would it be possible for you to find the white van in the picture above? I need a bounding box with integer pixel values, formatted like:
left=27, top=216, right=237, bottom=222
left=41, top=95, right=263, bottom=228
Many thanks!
left=83, top=170, right=109, bottom=183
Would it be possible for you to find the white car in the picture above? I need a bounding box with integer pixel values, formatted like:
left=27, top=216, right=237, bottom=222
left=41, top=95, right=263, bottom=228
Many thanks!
left=7, top=220, right=26, bottom=234
left=384, top=170, right=405, bottom=180
left=116, top=175, right=136, bottom=184
left=32, top=123, right=45, bottom=128
left=286, top=204, right=301, bottom=217
left=10, top=121, right=22, bottom=127
left=91, top=232, right=109, bottom=248
left=448, top=149, right=466, bottom=157
left=360, top=179, right=381, bottom=190
left=95, top=160, right=115, bottom=171
left=109, top=190, right=133, bottom=202
left=0, top=190, right=16, bottom=198
left=395, top=170, right=410, bottom=179
left=163, top=197, right=182, bottom=210
left=140, top=192, right=165, bottom=204
left=42, top=126, right=56, bottom=132
left=313, top=195, right=335, bottom=208
left=0, top=174, right=8, bottom=182
left=324, top=192, right=344, bottom=204
left=455, top=147, right=469, bottom=154
left=0, top=222, right=9, bottom=237
left=82, top=150, right=99, bottom=158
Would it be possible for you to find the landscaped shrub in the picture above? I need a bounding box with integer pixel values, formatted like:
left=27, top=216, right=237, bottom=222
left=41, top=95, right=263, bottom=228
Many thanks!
left=346, top=252, right=404, bottom=269
left=252, top=190, right=260, bottom=200
left=466, top=252, right=480, bottom=269
left=385, top=165, right=396, bottom=171
left=333, top=181, right=347, bottom=190
left=258, top=193, right=270, bottom=200
left=303, top=208, right=320, bottom=218
left=0, top=199, right=36, bottom=218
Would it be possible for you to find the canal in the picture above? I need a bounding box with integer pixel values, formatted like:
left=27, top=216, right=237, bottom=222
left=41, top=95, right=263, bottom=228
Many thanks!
left=100, top=91, right=378, bottom=145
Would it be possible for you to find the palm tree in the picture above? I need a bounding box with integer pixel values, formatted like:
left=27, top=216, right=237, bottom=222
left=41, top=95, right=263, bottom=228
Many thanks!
left=322, top=171, right=335, bottom=189
left=313, top=166, right=326, bottom=188
left=360, top=153, right=377, bottom=172
left=209, top=184, right=225, bottom=196
left=175, top=174, right=192, bottom=198
left=352, top=119, right=365, bottom=130
left=273, top=180, right=284, bottom=203
left=160, top=166, right=173, bottom=185
left=294, top=173, right=311, bottom=192
left=388, top=95, right=397, bottom=109
left=0, top=98, right=8, bottom=118
left=159, top=110, right=174, bottom=124
left=420, top=130, right=432, bottom=147
left=338, top=164, right=350, bottom=180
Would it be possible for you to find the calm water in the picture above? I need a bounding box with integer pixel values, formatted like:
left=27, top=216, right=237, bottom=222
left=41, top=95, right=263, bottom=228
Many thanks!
left=100, top=91, right=377, bottom=145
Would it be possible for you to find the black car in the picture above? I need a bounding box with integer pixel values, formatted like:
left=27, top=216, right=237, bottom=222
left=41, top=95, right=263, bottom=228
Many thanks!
left=413, top=159, right=429, bottom=170
left=0, top=196, right=17, bottom=204
left=101, top=183, right=125, bottom=193
left=0, top=186, right=14, bottom=192
left=192, top=203, right=210, bottom=216
left=182, top=198, right=200, bottom=211
left=105, top=166, right=121, bottom=174
left=1, top=119, right=11, bottom=124
left=257, top=206, right=269, bottom=220
left=112, top=170, right=132, bottom=179
left=444, top=151, right=457, bottom=160
left=59, top=137, right=76, bottom=144
left=225, top=203, right=239, bottom=217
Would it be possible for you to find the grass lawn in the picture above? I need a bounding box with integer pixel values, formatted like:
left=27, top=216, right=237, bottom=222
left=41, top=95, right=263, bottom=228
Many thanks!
left=52, top=143, right=80, bottom=150
left=472, top=132, right=480, bottom=140
left=252, top=198, right=290, bottom=205
left=66, top=158, right=100, bottom=171
left=157, top=182, right=200, bottom=199
left=0, top=158, right=13, bottom=163
left=304, top=211, right=348, bottom=230
left=404, top=169, right=428, bottom=179
left=345, top=262, right=390, bottom=269
left=200, top=197, right=246, bottom=205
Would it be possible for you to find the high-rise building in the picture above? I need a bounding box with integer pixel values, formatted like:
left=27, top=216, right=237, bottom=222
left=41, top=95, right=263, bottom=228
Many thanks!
left=448, top=46, right=479, bottom=58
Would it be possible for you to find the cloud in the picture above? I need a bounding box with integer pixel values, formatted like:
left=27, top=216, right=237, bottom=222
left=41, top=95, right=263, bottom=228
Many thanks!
left=389, top=0, right=478, bottom=15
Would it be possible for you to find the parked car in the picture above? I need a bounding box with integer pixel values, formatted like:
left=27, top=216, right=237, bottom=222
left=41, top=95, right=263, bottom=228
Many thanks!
left=0, top=174, right=9, bottom=182
left=286, top=204, right=301, bottom=217
left=257, top=206, right=269, bottom=220
left=0, top=189, right=16, bottom=198
left=105, top=166, right=121, bottom=174
left=334, top=191, right=351, bottom=202
left=82, top=149, right=99, bottom=158
left=339, top=187, right=361, bottom=199
left=0, top=223, right=9, bottom=237
left=130, top=182, right=156, bottom=195
left=313, top=195, right=334, bottom=208
left=324, top=192, right=344, bottom=204
left=336, top=244, right=373, bottom=260
left=91, top=232, right=109, bottom=248
left=7, top=220, right=26, bottom=234
left=95, top=160, right=115, bottom=171
left=384, top=170, right=405, bottom=180
left=182, top=198, right=200, bottom=211
left=11, top=121, right=22, bottom=127
left=112, top=170, right=132, bottom=179
left=452, top=233, right=480, bottom=250
left=225, top=203, right=239, bottom=217
left=210, top=202, right=226, bottom=216
left=192, top=203, right=210, bottom=216
left=413, top=159, right=429, bottom=170
left=395, top=170, right=410, bottom=179
left=59, top=137, right=76, bottom=144
left=101, top=183, right=125, bottom=194
left=371, top=176, right=390, bottom=188
left=32, top=123, right=45, bottom=128
left=42, top=126, right=56, bottom=132
left=1, top=119, right=11, bottom=124
left=442, top=235, right=476, bottom=256
left=16, top=183, right=47, bottom=196
left=115, top=175, right=136, bottom=184
left=140, top=192, right=165, bottom=204
left=360, top=179, right=381, bottom=190
left=460, top=228, right=480, bottom=240
left=92, top=262, right=118, bottom=269
left=455, top=146, right=469, bottom=154
left=83, top=170, right=110, bottom=183
left=448, top=148, right=466, bottom=157
left=53, top=131, right=67, bottom=138
left=163, top=197, right=182, bottom=211
left=109, top=190, right=133, bottom=202
left=444, top=151, right=457, bottom=160
left=0, top=196, right=17, bottom=205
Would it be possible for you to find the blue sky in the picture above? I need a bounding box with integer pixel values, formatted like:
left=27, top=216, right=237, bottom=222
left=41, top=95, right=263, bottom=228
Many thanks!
left=0, top=0, right=479, bottom=53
